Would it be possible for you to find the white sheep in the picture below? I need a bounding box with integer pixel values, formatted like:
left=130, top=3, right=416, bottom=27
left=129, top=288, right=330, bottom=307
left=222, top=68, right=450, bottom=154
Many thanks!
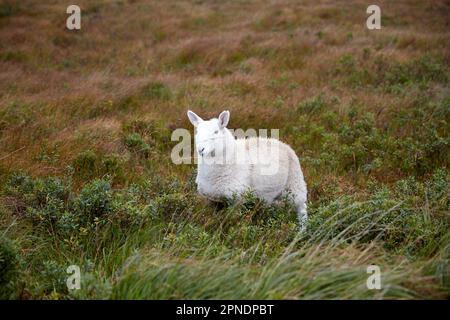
left=187, top=110, right=308, bottom=229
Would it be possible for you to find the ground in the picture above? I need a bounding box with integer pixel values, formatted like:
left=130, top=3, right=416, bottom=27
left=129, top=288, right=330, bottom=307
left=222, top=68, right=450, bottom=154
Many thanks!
left=0, top=0, right=449, bottom=299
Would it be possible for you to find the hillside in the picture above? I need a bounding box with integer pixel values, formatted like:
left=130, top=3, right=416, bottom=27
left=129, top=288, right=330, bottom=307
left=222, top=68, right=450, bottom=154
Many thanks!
left=0, top=0, right=449, bottom=299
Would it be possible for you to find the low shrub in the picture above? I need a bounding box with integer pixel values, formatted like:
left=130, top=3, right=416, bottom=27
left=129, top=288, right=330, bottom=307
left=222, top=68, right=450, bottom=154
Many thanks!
left=74, top=179, right=113, bottom=225
left=147, top=193, right=192, bottom=221
left=38, top=260, right=68, bottom=295
left=305, top=170, right=450, bottom=258
left=123, top=133, right=151, bottom=157
left=0, top=236, right=20, bottom=299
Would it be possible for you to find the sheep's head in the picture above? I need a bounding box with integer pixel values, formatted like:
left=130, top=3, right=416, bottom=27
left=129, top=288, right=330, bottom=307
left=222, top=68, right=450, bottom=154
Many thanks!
left=187, top=110, right=231, bottom=159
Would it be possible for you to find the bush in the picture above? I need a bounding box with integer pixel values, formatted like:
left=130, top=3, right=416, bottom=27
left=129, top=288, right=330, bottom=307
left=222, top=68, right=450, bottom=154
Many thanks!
left=26, top=198, right=66, bottom=233
left=38, top=260, right=68, bottom=295
left=69, top=271, right=112, bottom=299
left=34, top=177, right=70, bottom=205
left=5, top=172, right=35, bottom=200
left=305, top=171, right=450, bottom=258
left=147, top=193, right=192, bottom=221
left=101, top=154, right=125, bottom=181
left=123, top=133, right=151, bottom=157
left=0, top=237, right=20, bottom=299
left=75, top=179, right=113, bottom=225
left=6, top=174, right=70, bottom=207
left=56, top=211, right=79, bottom=234
left=4, top=174, right=75, bottom=234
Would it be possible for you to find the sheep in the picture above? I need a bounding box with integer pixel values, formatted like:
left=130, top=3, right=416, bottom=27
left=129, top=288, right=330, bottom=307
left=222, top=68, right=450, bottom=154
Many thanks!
left=187, top=110, right=308, bottom=230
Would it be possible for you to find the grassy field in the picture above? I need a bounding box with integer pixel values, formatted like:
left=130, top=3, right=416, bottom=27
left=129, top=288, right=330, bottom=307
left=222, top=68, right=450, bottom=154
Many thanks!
left=0, top=0, right=449, bottom=299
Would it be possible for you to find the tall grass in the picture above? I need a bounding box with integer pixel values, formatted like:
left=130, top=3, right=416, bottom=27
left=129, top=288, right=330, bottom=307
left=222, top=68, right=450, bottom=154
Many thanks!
left=0, top=169, right=448, bottom=299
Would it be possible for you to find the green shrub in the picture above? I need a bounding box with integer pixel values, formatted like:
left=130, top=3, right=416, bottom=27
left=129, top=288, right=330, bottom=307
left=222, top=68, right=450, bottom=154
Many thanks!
left=4, top=174, right=75, bottom=235
left=39, top=260, right=67, bottom=295
left=26, top=198, right=66, bottom=232
left=5, top=173, right=71, bottom=214
left=35, top=177, right=70, bottom=204
left=5, top=172, right=35, bottom=198
left=141, top=174, right=185, bottom=199
left=101, top=154, right=126, bottom=182
left=0, top=237, right=20, bottom=299
left=123, top=133, right=151, bottom=157
left=305, top=171, right=450, bottom=258
left=147, top=193, right=192, bottom=221
left=75, top=179, right=113, bottom=225
left=69, top=271, right=112, bottom=299
left=56, top=211, right=79, bottom=234
left=109, top=184, right=149, bottom=227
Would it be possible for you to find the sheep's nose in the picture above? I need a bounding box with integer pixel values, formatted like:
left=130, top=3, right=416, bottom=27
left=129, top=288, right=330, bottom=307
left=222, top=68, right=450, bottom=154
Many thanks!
left=198, top=147, right=205, bottom=155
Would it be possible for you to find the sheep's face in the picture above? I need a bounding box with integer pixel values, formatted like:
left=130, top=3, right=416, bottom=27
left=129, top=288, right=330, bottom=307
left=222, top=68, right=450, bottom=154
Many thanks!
left=187, top=110, right=230, bottom=159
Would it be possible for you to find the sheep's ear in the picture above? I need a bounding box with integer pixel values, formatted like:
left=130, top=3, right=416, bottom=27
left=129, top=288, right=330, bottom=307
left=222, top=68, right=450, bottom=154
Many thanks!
left=187, top=110, right=203, bottom=127
left=218, top=110, right=230, bottom=128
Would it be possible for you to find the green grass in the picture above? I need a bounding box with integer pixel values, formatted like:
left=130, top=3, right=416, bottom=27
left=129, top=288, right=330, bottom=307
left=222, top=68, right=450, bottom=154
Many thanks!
left=1, top=168, right=448, bottom=299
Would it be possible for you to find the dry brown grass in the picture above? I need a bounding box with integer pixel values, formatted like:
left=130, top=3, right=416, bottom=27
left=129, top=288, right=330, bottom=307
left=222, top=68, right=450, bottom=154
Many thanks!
left=0, top=0, right=448, bottom=180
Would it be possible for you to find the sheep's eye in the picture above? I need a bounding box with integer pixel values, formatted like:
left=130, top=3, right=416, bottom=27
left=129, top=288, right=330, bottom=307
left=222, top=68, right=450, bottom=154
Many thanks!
left=214, top=130, right=219, bottom=134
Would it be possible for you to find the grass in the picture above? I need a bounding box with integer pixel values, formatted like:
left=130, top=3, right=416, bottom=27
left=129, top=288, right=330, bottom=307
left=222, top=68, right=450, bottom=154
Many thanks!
left=0, top=0, right=449, bottom=299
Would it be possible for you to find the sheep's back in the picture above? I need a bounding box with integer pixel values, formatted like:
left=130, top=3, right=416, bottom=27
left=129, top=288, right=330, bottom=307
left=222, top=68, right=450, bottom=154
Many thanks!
left=235, top=137, right=294, bottom=199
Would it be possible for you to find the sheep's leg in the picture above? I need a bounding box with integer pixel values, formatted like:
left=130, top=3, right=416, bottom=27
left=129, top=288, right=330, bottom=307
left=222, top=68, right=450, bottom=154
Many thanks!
left=282, top=151, right=308, bottom=232
left=297, top=202, right=308, bottom=232
left=280, top=189, right=308, bottom=231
